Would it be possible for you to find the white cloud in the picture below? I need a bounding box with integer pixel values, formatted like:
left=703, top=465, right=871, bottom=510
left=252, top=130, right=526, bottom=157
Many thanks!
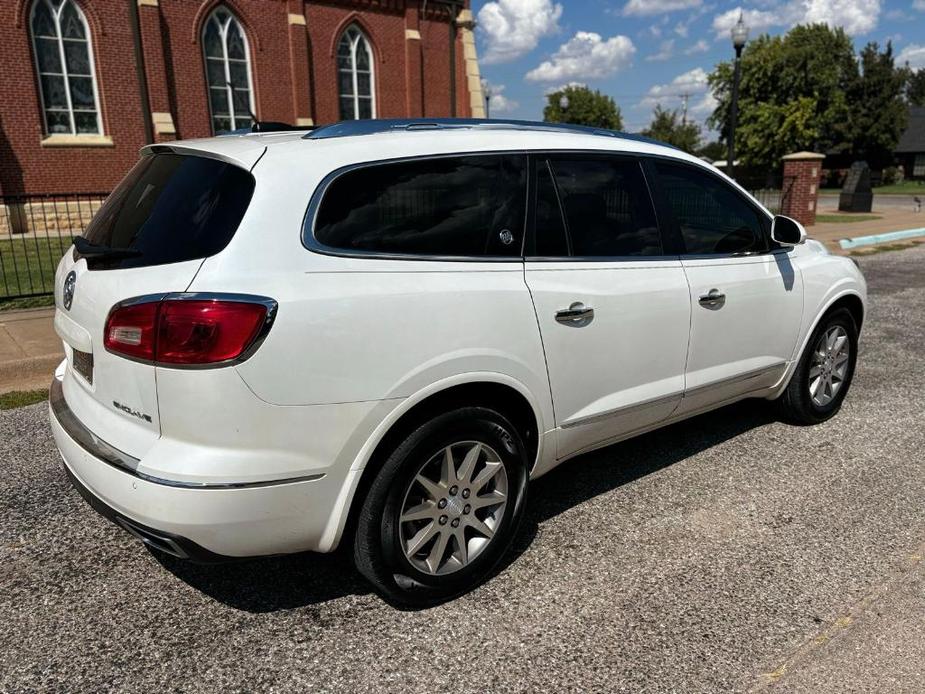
left=914, top=0, right=925, bottom=11
left=646, top=40, right=676, bottom=61
left=482, top=82, right=520, bottom=114
left=897, top=43, right=925, bottom=69
left=711, top=8, right=780, bottom=38
left=477, top=0, right=563, bottom=65
left=623, top=0, right=702, bottom=17
left=712, top=1, right=882, bottom=39
left=690, top=91, right=718, bottom=116
left=639, top=67, right=710, bottom=108
left=801, top=0, right=880, bottom=35
left=543, top=82, right=588, bottom=95
left=674, top=21, right=690, bottom=37
left=685, top=39, right=711, bottom=54
left=526, top=32, right=636, bottom=82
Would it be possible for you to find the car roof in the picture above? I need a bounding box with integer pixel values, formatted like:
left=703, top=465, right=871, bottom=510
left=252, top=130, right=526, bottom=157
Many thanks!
left=142, top=118, right=711, bottom=174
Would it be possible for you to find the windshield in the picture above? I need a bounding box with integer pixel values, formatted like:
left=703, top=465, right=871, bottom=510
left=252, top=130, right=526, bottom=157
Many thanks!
left=79, top=153, right=255, bottom=270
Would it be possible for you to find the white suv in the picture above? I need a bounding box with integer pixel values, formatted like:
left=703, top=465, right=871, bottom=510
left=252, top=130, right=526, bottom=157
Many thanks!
left=49, top=119, right=866, bottom=605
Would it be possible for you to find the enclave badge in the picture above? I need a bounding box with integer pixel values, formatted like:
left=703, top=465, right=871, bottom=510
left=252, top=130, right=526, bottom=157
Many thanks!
left=63, top=270, right=77, bottom=311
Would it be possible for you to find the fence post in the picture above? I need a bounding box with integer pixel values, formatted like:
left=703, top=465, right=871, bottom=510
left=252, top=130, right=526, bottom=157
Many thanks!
left=780, top=151, right=825, bottom=226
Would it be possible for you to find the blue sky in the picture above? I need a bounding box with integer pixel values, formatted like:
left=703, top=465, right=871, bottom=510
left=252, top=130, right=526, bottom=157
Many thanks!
left=473, top=0, right=925, bottom=135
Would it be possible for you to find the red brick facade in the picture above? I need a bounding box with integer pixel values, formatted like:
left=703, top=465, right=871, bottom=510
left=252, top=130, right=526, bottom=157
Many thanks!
left=0, top=0, right=476, bottom=196
left=780, top=152, right=825, bottom=226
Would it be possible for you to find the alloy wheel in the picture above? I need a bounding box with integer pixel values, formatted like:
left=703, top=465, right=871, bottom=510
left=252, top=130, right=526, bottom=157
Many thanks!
left=398, top=441, right=509, bottom=576
left=809, top=325, right=850, bottom=407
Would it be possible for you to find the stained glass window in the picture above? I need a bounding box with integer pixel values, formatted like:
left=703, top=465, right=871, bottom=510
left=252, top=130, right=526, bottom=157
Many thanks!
left=30, top=0, right=101, bottom=135
left=337, top=27, right=375, bottom=121
left=202, top=7, right=254, bottom=133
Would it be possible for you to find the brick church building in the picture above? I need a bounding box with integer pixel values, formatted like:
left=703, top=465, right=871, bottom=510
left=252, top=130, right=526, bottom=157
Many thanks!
left=0, top=0, right=485, bottom=196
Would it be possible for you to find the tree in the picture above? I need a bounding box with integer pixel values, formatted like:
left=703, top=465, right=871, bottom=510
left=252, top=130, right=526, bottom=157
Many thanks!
left=543, top=85, right=623, bottom=130
left=908, top=69, right=925, bottom=106
left=641, top=105, right=700, bottom=153
left=698, top=140, right=726, bottom=162
left=848, top=42, right=908, bottom=169
left=708, top=24, right=858, bottom=169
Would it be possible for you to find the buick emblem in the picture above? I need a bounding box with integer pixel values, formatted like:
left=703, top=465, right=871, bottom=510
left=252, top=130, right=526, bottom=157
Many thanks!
left=63, top=270, right=76, bottom=311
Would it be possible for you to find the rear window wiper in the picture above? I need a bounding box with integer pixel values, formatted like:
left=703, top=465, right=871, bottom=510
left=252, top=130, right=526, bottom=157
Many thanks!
left=73, top=236, right=143, bottom=259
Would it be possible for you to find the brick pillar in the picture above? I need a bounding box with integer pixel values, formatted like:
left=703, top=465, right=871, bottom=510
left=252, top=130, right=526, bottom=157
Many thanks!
left=780, top=151, right=825, bottom=226
left=404, top=5, right=424, bottom=117
left=456, top=9, right=483, bottom=118
left=137, top=0, right=176, bottom=141
left=287, top=1, right=313, bottom=126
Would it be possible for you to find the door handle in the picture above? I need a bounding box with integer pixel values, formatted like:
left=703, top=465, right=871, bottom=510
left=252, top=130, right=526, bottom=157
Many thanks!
left=698, top=288, right=726, bottom=308
left=555, top=302, right=594, bottom=325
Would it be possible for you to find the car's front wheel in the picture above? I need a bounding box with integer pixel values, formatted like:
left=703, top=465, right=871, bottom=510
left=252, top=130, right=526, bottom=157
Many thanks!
left=777, top=307, right=858, bottom=424
left=354, top=407, right=529, bottom=606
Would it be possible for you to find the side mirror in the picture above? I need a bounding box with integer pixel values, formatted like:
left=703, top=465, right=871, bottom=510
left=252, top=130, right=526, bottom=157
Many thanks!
left=771, top=215, right=807, bottom=246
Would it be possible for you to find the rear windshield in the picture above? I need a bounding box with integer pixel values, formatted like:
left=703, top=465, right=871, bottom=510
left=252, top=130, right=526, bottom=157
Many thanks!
left=78, top=153, right=255, bottom=270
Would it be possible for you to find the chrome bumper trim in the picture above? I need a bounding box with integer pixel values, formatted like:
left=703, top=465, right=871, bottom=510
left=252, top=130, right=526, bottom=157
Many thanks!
left=49, top=378, right=324, bottom=490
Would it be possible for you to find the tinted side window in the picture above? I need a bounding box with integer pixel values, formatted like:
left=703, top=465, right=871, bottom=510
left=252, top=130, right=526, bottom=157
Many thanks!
left=534, top=160, right=569, bottom=256
left=655, top=162, right=768, bottom=255
left=314, top=155, right=526, bottom=257
left=548, top=156, right=662, bottom=257
left=80, top=154, right=255, bottom=270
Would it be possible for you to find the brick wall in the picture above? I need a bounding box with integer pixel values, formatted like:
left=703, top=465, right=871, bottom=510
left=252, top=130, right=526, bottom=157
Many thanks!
left=0, top=0, right=474, bottom=196
left=780, top=152, right=825, bottom=226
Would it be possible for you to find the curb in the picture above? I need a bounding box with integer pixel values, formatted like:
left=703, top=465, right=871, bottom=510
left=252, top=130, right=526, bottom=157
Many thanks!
left=0, top=354, right=62, bottom=393
left=840, top=227, right=925, bottom=249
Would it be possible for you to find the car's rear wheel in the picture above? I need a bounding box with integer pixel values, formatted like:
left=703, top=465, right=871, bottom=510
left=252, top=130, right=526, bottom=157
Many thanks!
left=353, top=407, right=529, bottom=606
left=777, top=307, right=858, bottom=424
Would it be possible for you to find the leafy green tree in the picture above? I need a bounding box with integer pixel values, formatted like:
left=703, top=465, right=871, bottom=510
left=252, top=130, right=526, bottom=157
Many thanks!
left=907, top=69, right=925, bottom=106
left=543, top=85, right=623, bottom=130
left=697, top=140, right=726, bottom=162
left=641, top=105, right=701, bottom=153
left=848, top=42, right=908, bottom=169
left=708, top=24, right=858, bottom=169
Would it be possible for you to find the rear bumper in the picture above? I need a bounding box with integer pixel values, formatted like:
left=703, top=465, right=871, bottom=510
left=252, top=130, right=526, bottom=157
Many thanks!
left=49, top=376, right=351, bottom=558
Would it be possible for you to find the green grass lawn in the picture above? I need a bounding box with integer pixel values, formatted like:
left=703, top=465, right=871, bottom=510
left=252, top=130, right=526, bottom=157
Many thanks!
left=815, top=214, right=882, bottom=223
left=0, top=236, right=73, bottom=302
left=822, top=180, right=925, bottom=195
left=0, top=388, right=48, bottom=410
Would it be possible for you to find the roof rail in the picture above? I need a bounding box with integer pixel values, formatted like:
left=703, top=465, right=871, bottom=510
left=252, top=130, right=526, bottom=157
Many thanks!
left=303, top=118, right=671, bottom=148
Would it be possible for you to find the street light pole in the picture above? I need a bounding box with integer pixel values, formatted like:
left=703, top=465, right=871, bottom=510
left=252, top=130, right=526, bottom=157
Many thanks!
left=728, top=12, right=749, bottom=181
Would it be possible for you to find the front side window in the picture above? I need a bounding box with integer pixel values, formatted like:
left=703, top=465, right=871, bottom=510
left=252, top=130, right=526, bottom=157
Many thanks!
left=655, top=161, right=769, bottom=255
left=30, top=0, right=102, bottom=135
left=543, top=156, right=662, bottom=257
left=203, top=7, right=254, bottom=133
left=313, top=155, right=527, bottom=257
left=337, top=26, right=375, bottom=120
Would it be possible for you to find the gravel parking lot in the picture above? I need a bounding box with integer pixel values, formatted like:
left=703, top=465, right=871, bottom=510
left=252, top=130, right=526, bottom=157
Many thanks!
left=2, top=246, right=923, bottom=693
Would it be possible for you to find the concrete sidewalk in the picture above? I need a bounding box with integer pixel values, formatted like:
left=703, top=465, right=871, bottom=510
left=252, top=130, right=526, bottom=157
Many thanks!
left=0, top=307, right=62, bottom=394
left=806, top=207, right=925, bottom=253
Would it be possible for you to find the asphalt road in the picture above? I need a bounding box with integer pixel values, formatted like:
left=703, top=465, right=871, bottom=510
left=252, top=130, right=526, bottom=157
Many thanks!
left=2, top=247, right=924, bottom=693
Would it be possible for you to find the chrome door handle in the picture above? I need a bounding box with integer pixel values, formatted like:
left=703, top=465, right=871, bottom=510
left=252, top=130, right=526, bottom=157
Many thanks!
left=555, top=302, right=594, bottom=325
left=698, top=288, right=726, bottom=308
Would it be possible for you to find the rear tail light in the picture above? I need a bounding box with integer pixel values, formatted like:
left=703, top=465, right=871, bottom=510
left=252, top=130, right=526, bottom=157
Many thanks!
left=104, top=295, right=275, bottom=366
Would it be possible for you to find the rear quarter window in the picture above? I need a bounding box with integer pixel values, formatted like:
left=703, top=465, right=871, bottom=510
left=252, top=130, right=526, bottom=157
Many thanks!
left=310, top=154, right=527, bottom=257
left=79, top=153, right=255, bottom=270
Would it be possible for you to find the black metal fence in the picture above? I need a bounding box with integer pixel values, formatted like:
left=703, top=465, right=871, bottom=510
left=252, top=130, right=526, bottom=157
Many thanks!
left=738, top=175, right=786, bottom=213
left=0, top=192, right=108, bottom=301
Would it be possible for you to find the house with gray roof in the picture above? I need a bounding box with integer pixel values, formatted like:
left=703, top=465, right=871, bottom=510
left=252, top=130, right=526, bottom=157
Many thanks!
left=895, top=106, right=925, bottom=180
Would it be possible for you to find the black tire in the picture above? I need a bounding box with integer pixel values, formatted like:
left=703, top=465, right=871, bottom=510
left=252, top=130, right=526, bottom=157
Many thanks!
left=777, top=307, right=858, bottom=424
left=353, top=407, right=529, bottom=607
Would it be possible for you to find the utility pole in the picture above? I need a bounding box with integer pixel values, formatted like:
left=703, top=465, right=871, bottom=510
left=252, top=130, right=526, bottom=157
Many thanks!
left=680, top=93, right=690, bottom=126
